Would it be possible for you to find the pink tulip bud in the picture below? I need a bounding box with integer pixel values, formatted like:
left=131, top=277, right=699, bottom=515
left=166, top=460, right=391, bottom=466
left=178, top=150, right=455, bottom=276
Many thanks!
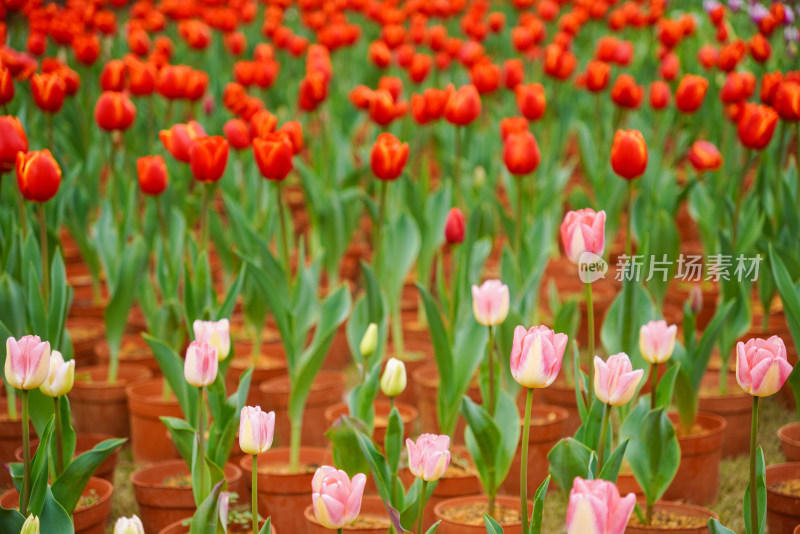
left=560, top=208, right=606, bottom=264
left=193, top=319, right=231, bottom=360
left=311, top=466, right=367, bottom=529
left=638, top=320, right=677, bottom=364
left=593, top=354, right=644, bottom=406
left=566, top=477, right=636, bottom=534
left=736, top=336, right=793, bottom=397
left=39, top=350, right=75, bottom=397
left=445, top=207, right=465, bottom=244
left=510, top=325, right=568, bottom=389
left=688, top=286, right=703, bottom=315
left=471, top=279, right=510, bottom=326
left=239, top=406, right=275, bottom=455
left=406, top=433, right=451, bottom=482
left=183, top=340, right=218, bottom=387
left=5, top=336, right=51, bottom=390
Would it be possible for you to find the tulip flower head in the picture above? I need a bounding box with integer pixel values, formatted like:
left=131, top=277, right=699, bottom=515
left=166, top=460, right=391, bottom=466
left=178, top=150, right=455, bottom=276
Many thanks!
left=639, top=320, right=677, bottom=364
left=444, top=207, right=465, bottom=244
left=160, top=121, right=207, bottom=163
left=593, top=354, right=644, bottom=406
left=16, top=149, right=61, bottom=203
left=39, top=350, right=75, bottom=397
left=406, top=434, right=451, bottom=481
left=189, top=136, right=229, bottom=183
left=560, top=208, right=606, bottom=264
left=444, top=84, right=482, bottom=125
left=21, top=514, right=40, bottom=534
left=370, top=133, right=409, bottom=181
left=611, top=129, right=648, bottom=180
left=380, top=357, right=407, bottom=397
left=253, top=132, right=294, bottom=181
left=510, top=325, right=568, bottom=389
left=193, top=319, right=231, bottom=360
left=359, top=323, right=378, bottom=357
left=184, top=340, right=218, bottom=387
left=113, top=515, right=144, bottom=534
left=688, top=140, right=722, bottom=172
left=566, top=477, right=636, bottom=534
left=503, top=131, right=541, bottom=176
left=239, top=406, right=275, bottom=455
left=311, top=466, right=367, bottom=529
left=136, top=155, right=168, bottom=196
left=0, top=115, right=28, bottom=174
left=736, top=336, right=793, bottom=397
left=471, top=279, right=510, bottom=326
left=5, top=336, right=50, bottom=390
left=737, top=102, right=778, bottom=150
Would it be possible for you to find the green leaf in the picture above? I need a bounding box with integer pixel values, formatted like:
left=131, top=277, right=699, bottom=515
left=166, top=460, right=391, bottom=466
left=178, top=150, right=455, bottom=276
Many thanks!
left=484, top=514, right=504, bottom=533
left=655, top=363, right=680, bottom=410
left=346, top=421, right=392, bottom=504
left=39, top=487, right=74, bottom=534
left=258, top=517, right=271, bottom=534
left=743, top=446, right=766, bottom=534
left=143, top=334, right=196, bottom=424
left=51, top=437, right=126, bottom=515
left=384, top=407, right=403, bottom=480
left=708, top=518, right=736, bottom=534
left=29, top=416, right=55, bottom=515
left=547, top=438, right=593, bottom=492
left=424, top=520, right=441, bottom=534
left=597, top=439, right=629, bottom=484
left=769, top=247, right=800, bottom=419
left=0, top=506, right=24, bottom=533
left=529, top=476, right=550, bottom=534
left=104, top=237, right=148, bottom=370
left=189, top=480, right=223, bottom=534
left=161, top=416, right=196, bottom=468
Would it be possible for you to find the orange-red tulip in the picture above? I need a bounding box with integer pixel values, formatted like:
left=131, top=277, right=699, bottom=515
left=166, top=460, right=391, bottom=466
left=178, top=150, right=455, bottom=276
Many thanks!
left=298, top=71, right=328, bottom=112
left=585, top=60, right=610, bottom=92
left=761, top=72, right=783, bottom=106
left=409, top=53, right=432, bottom=84
left=224, top=31, right=246, bottom=56
left=189, top=136, right=229, bottom=183
left=674, top=74, right=708, bottom=113
left=720, top=71, right=756, bottom=103
left=249, top=109, right=278, bottom=140
left=503, top=131, right=540, bottom=176
left=543, top=43, right=576, bottom=80
left=128, top=27, right=151, bottom=56
left=749, top=33, right=771, bottom=63
left=159, top=121, right=207, bottom=163
left=368, top=89, right=402, bottom=126
left=31, top=73, right=66, bottom=113
left=737, top=103, right=778, bottom=150
left=444, top=84, right=481, bottom=126
left=94, top=91, right=136, bottom=131
left=688, top=141, right=722, bottom=173
left=73, top=34, right=101, bottom=66
left=611, top=129, right=647, bottom=180
left=278, top=121, right=303, bottom=154
left=470, top=61, right=501, bottom=94
left=503, top=59, right=524, bottom=90
left=0, top=116, right=28, bottom=174
left=224, top=118, right=251, bottom=150
left=610, top=74, right=644, bottom=109
left=515, top=83, right=546, bottom=121
left=370, top=132, right=409, bottom=181
left=0, top=66, right=13, bottom=105
left=698, top=45, right=718, bottom=70
left=500, top=117, right=530, bottom=141
left=368, top=41, right=391, bottom=68
left=649, top=81, right=671, bottom=110
left=253, top=132, right=294, bottom=181
left=775, top=82, right=800, bottom=121
left=100, top=59, right=127, bottom=92
left=16, top=149, right=61, bottom=202
left=658, top=52, right=679, bottom=81
left=157, top=65, right=191, bottom=100
left=137, top=155, right=167, bottom=195
left=127, top=58, right=156, bottom=96
left=185, top=70, right=209, bottom=102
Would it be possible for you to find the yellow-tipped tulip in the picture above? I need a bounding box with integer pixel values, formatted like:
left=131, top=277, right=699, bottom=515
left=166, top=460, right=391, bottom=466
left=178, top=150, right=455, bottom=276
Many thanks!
left=380, top=357, right=407, bottom=397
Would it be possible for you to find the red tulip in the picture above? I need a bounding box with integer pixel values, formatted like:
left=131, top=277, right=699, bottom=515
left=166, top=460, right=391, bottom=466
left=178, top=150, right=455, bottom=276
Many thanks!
left=503, top=59, right=524, bottom=90
left=688, top=141, right=722, bottom=172
left=370, top=133, right=409, bottom=181
left=253, top=132, right=294, bottom=181
left=585, top=60, right=611, bottom=92
left=444, top=85, right=481, bottom=126
left=775, top=81, right=800, bottom=121
left=445, top=207, right=465, bottom=244
left=156, top=65, right=191, bottom=100
left=0, top=66, right=13, bottom=105
left=94, top=91, right=136, bottom=131
left=515, top=83, right=546, bottom=121
left=611, top=129, right=647, bottom=180
left=674, top=74, right=708, bottom=113
left=610, top=74, right=643, bottom=109
left=500, top=117, right=530, bottom=141
left=189, top=136, right=229, bottom=183
left=409, top=53, right=433, bottom=84
left=223, top=119, right=251, bottom=150
left=470, top=61, right=501, bottom=94
left=543, top=43, right=576, bottom=80
left=761, top=72, right=783, bottom=106
left=100, top=59, right=127, bottom=92
left=126, top=57, right=157, bottom=96
left=16, top=149, right=61, bottom=202
left=249, top=109, right=278, bottom=140
left=649, top=81, right=671, bottom=110
left=159, top=121, right=207, bottom=163
left=73, top=34, right=101, bottom=65
left=503, top=131, right=541, bottom=176
left=749, top=33, right=771, bottom=63
left=720, top=71, right=756, bottom=103
left=31, top=73, right=66, bottom=113
left=0, top=116, right=28, bottom=174
left=737, top=103, right=778, bottom=150
left=137, top=155, right=168, bottom=195
left=278, top=121, right=303, bottom=154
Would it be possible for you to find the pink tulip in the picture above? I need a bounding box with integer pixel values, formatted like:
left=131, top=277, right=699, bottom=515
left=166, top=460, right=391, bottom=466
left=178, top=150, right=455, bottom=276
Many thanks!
left=510, top=325, right=568, bottom=389
left=560, top=209, right=606, bottom=264
left=471, top=279, right=510, bottom=326
left=239, top=406, right=275, bottom=455
left=5, top=336, right=51, bottom=390
left=736, top=336, right=793, bottom=397
left=406, top=434, right=451, bottom=482
left=311, top=466, right=367, bottom=529
left=183, top=340, right=218, bottom=387
left=566, top=477, right=636, bottom=534
left=193, top=318, right=231, bottom=360
left=445, top=207, right=465, bottom=244
left=638, top=320, right=677, bottom=364
left=594, top=354, right=644, bottom=406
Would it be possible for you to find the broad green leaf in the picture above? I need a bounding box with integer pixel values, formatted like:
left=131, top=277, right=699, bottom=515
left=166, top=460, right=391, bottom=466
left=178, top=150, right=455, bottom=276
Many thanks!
left=743, top=446, right=766, bottom=534
left=708, top=518, right=736, bottom=534
left=529, top=475, right=550, bottom=534
left=51, top=437, right=126, bottom=515
left=547, top=438, right=593, bottom=492
left=484, top=514, right=504, bottom=534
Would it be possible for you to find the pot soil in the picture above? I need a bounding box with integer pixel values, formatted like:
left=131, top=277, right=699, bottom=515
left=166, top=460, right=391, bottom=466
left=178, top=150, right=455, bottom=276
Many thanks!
left=412, top=363, right=481, bottom=443
left=258, top=372, right=345, bottom=448
left=1, top=477, right=113, bottom=534
left=324, top=400, right=418, bottom=448
left=226, top=353, right=287, bottom=407
left=625, top=501, right=717, bottom=533
left=132, top=459, right=242, bottom=534
left=433, top=495, right=533, bottom=534
left=70, top=364, right=153, bottom=438
left=239, top=447, right=332, bottom=534
left=416, top=447, right=481, bottom=531
left=159, top=517, right=275, bottom=534
left=15, top=433, right=119, bottom=484
left=766, top=462, right=800, bottom=534
left=697, top=369, right=751, bottom=458
left=94, top=336, right=161, bottom=377
left=779, top=423, right=800, bottom=462
left=304, top=495, right=390, bottom=533
left=503, top=404, right=568, bottom=496
left=663, top=413, right=726, bottom=505
left=126, top=378, right=184, bottom=464
left=66, top=318, right=104, bottom=367
left=0, top=398, right=30, bottom=489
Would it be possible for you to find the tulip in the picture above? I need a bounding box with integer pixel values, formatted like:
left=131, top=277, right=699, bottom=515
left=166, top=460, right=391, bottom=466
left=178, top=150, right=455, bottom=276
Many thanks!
left=594, top=354, right=643, bottom=406
left=585, top=60, right=611, bottom=92
left=16, top=150, right=61, bottom=203
left=100, top=59, right=126, bottom=92
left=736, top=336, right=792, bottom=397
left=737, top=102, right=778, bottom=150
left=611, top=129, right=648, bottom=180
left=610, top=74, right=644, bottom=109
left=39, top=350, right=74, bottom=398
left=406, top=434, right=451, bottom=481
left=30, top=72, right=66, bottom=113
left=311, top=466, right=367, bottom=529
left=503, top=58, right=524, bottom=89
left=159, top=121, right=207, bottom=163
left=359, top=323, right=378, bottom=357
left=639, top=320, right=677, bottom=364
left=444, top=207, right=465, bottom=244
left=0, top=66, right=13, bottom=105
left=370, top=133, right=409, bottom=181
left=137, top=155, right=168, bottom=196
left=560, top=208, right=606, bottom=264
left=184, top=340, right=218, bottom=387
left=239, top=406, right=275, bottom=455
left=566, top=477, right=636, bottom=534
left=761, top=72, right=783, bottom=106
left=775, top=81, right=800, bottom=121
left=253, top=132, right=294, bottom=181
left=193, top=319, right=231, bottom=360
left=21, top=515, right=39, bottom=534
left=0, top=116, right=28, bottom=174
left=444, top=84, right=481, bottom=126
left=649, top=81, right=671, bottom=110
left=471, top=280, right=510, bottom=327
left=72, top=34, right=101, bottom=65
left=113, top=515, right=144, bottom=534
left=278, top=121, right=303, bottom=154
left=503, top=131, right=541, bottom=176
left=500, top=117, right=530, bottom=141
left=515, top=83, right=547, bottom=121
left=688, top=141, right=722, bottom=172
left=94, top=91, right=136, bottom=132
left=720, top=71, right=756, bottom=103
left=156, top=65, right=190, bottom=99
left=380, top=358, right=407, bottom=398
left=190, top=136, right=229, bottom=183
left=675, top=74, right=709, bottom=113
left=470, top=61, right=501, bottom=94
left=510, top=325, right=568, bottom=389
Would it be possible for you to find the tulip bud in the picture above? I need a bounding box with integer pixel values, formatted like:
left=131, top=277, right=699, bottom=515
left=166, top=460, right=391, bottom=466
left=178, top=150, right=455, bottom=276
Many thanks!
left=688, top=286, right=703, bottom=315
left=136, top=155, right=168, bottom=196
left=370, top=133, right=409, bottom=181
left=5, top=336, right=50, bottom=390
left=688, top=141, right=722, bottom=173
left=253, top=132, right=294, bottom=181
left=503, top=131, right=541, bottom=176
left=610, top=129, right=648, bottom=180
left=675, top=74, right=709, bottom=113
left=473, top=166, right=487, bottom=188
left=736, top=336, right=793, bottom=396
left=21, top=515, right=39, bottom=534
left=444, top=207, right=465, bottom=244
left=16, top=150, right=62, bottom=203
left=639, top=320, right=677, bottom=364
left=510, top=325, right=568, bottom=389
left=113, top=515, right=144, bottom=534
left=312, top=466, right=367, bottom=529
left=406, top=434, right=451, bottom=481
left=380, top=358, right=407, bottom=397
left=737, top=102, right=778, bottom=150
left=184, top=341, right=218, bottom=387
left=359, top=323, right=378, bottom=357
left=566, top=477, right=636, bottom=534
left=593, top=354, right=644, bottom=406
left=560, top=208, right=606, bottom=264
left=193, top=319, right=231, bottom=360
left=472, top=280, right=510, bottom=326
left=239, top=406, right=275, bottom=455
left=39, top=350, right=75, bottom=397
left=189, top=136, right=229, bottom=183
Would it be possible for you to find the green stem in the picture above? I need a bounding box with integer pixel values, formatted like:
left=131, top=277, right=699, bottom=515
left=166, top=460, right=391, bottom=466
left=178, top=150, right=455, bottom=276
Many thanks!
left=156, top=198, right=173, bottom=281
left=520, top=388, right=533, bottom=533
left=251, top=327, right=263, bottom=366
left=597, top=403, right=611, bottom=469
left=197, top=386, right=207, bottom=500
left=796, top=123, right=800, bottom=208
left=732, top=152, right=755, bottom=251
left=16, top=184, right=27, bottom=237
left=20, top=390, right=30, bottom=516
left=651, top=363, right=659, bottom=411
left=750, top=395, right=759, bottom=534
left=516, top=178, right=524, bottom=254
left=391, top=308, right=405, bottom=359
left=6, top=388, right=17, bottom=421
left=646, top=502, right=653, bottom=526
left=53, top=396, right=63, bottom=477
left=625, top=181, right=634, bottom=257
left=453, top=126, right=461, bottom=207
left=200, top=183, right=209, bottom=252
left=416, top=480, right=428, bottom=534
left=46, top=113, right=54, bottom=151
left=252, top=454, right=259, bottom=534
left=487, top=326, right=496, bottom=416
left=585, top=282, right=595, bottom=384
left=374, top=180, right=388, bottom=274
left=276, top=181, right=292, bottom=286
left=775, top=122, right=787, bottom=224
left=39, top=205, right=49, bottom=306
left=338, top=529, right=343, bottom=534
left=289, top=419, right=301, bottom=474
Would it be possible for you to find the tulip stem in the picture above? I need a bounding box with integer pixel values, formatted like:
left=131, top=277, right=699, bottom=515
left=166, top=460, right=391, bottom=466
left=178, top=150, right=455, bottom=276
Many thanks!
left=749, top=395, right=759, bottom=534
left=199, top=183, right=209, bottom=253
left=795, top=123, right=800, bottom=208
left=598, top=403, right=611, bottom=469
left=39, top=206, right=49, bottom=306
left=516, top=178, right=523, bottom=254
left=374, top=180, right=388, bottom=275
left=651, top=363, right=659, bottom=411
left=16, top=185, right=27, bottom=237
left=276, top=181, right=292, bottom=286
left=487, top=326, right=496, bottom=417
left=391, top=307, right=405, bottom=360
left=53, top=396, right=63, bottom=477
left=585, top=282, right=595, bottom=372
left=453, top=126, right=462, bottom=207
left=197, top=386, right=207, bottom=501
left=520, top=387, right=533, bottom=534
left=625, top=181, right=634, bottom=257
left=732, top=151, right=755, bottom=250
left=774, top=122, right=787, bottom=224
left=416, top=480, right=428, bottom=534
left=252, top=454, right=259, bottom=534
left=289, top=420, right=301, bottom=474
left=338, top=529, right=343, bottom=534
left=20, top=389, right=30, bottom=517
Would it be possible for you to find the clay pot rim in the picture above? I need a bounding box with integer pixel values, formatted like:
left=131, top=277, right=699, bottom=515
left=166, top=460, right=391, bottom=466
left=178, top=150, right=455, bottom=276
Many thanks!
left=303, top=495, right=387, bottom=531
left=125, top=377, right=181, bottom=404
left=324, top=400, right=419, bottom=427
left=239, top=447, right=332, bottom=479
left=627, top=500, right=719, bottom=530
left=131, top=459, right=240, bottom=489
left=518, top=404, right=569, bottom=429
left=668, top=412, right=727, bottom=442
left=778, top=422, right=800, bottom=448
left=73, top=364, right=152, bottom=389
left=412, top=363, right=479, bottom=391
left=15, top=432, right=118, bottom=462
left=766, top=461, right=800, bottom=488
left=0, top=476, right=113, bottom=514
left=258, top=370, right=344, bottom=395
left=229, top=355, right=287, bottom=371
left=433, top=495, right=532, bottom=527
left=159, top=516, right=272, bottom=534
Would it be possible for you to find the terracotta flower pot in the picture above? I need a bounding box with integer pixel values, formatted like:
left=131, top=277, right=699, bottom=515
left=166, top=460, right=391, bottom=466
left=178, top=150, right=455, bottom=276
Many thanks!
left=159, top=517, right=275, bottom=533
left=258, top=372, right=345, bottom=448
left=624, top=501, right=717, bottom=533
left=794, top=524, right=800, bottom=534
left=697, top=369, right=751, bottom=458
left=66, top=318, right=104, bottom=367
left=503, top=404, right=568, bottom=496
left=324, top=400, right=418, bottom=448
left=126, top=378, right=184, bottom=464
left=304, top=495, right=390, bottom=533
left=538, top=381, right=583, bottom=437
left=0, top=398, right=30, bottom=490
left=767, top=462, right=800, bottom=534
left=226, top=353, right=287, bottom=407
left=239, top=447, right=332, bottom=534
left=662, top=412, right=726, bottom=505
left=617, top=473, right=644, bottom=498
left=412, top=363, right=481, bottom=443
left=321, top=322, right=353, bottom=371
left=779, top=423, right=800, bottom=462
left=94, top=336, right=161, bottom=376
left=132, top=459, right=242, bottom=534
left=1, top=477, right=113, bottom=534
left=70, top=364, right=153, bottom=438
left=433, top=495, right=533, bottom=534
left=416, top=447, right=481, bottom=530
left=15, top=433, right=119, bottom=484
